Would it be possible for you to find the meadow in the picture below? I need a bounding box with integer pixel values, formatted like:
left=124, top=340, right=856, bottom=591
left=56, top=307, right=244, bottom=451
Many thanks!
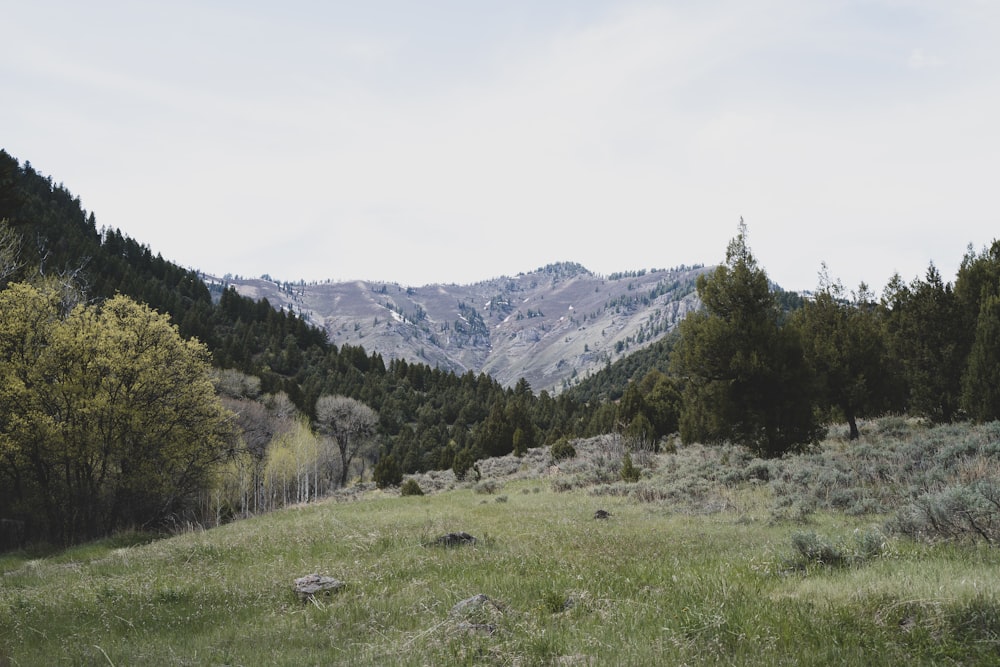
left=2, top=418, right=999, bottom=666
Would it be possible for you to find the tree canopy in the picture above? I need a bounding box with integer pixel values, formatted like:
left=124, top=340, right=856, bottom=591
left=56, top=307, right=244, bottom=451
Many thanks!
left=671, top=221, right=822, bottom=457
left=0, top=283, right=233, bottom=544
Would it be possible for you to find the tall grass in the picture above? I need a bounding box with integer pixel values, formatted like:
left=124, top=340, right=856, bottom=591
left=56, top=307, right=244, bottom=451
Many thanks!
left=2, top=419, right=999, bottom=665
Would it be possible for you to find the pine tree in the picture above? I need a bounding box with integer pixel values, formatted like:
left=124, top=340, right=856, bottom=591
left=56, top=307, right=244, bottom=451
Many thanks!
left=792, top=269, right=889, bottom=439
left=671, top=221, right=821, bottom=457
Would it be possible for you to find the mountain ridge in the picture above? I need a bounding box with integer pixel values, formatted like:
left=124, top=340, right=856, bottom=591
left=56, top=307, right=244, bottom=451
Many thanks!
left=205, top=261, right=709, bottom=394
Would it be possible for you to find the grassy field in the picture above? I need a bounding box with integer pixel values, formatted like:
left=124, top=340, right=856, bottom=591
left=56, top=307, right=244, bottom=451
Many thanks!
left=3, top=422, right=1000, bottom=665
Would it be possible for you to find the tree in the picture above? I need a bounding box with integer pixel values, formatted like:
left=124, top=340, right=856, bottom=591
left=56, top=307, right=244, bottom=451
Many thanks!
left=373, top=453, right=403, bottom=489
left=962, top=293, right=1000, bottom=422
left=315, top=395, right=378, bottom=487
left=884, top=265, right=965, bottom=423
left=0, top=283, right=233, bottom=544
left=671, top=221, right=821, bottom=457
left=792, top=268, right=889, bottom=439
left=0, top=219, right=22, bottom=287
left=956, top=240, right=1000, bottom=421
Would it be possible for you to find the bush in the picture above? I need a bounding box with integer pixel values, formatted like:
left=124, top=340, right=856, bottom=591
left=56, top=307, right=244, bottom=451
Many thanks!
left=621, top=451, right=640, bottom=483
left=550, top=437, right=576, bottom=462
left=474, top=479, right=502, bottom=495
left=373, top=454, right=403, bottom=489
left=786, top=529, right=889, bottom=570
left=788, top=531, right=847, bottom=568
left=892, top=481, right=1000, bottom=544
left=400, top=479, right=424, bottom=496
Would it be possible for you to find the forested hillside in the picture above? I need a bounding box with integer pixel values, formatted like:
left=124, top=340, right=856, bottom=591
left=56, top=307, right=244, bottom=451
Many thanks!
left=2, top=150, right=998, bottom=549
left=0, top=151, right=624, bottom=545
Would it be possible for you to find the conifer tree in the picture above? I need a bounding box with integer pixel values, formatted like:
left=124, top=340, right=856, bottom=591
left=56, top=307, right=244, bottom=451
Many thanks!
left=792, top=268, right=889, bottom=439
left=671, top=221, right=821, bottom=457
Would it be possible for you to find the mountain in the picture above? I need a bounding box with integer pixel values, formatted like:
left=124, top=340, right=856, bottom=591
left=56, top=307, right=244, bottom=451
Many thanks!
left=206, top=262, right=708, bottom=394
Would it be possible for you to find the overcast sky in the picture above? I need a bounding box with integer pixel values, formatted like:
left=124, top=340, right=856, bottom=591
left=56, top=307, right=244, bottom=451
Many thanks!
left=4, top=1, right=998, bottom=292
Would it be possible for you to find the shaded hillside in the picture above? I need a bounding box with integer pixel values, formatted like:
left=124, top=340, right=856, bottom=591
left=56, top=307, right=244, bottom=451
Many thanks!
left=0, top=151, right=600, bottom=501
left=209, top=263, right=708, bottom=394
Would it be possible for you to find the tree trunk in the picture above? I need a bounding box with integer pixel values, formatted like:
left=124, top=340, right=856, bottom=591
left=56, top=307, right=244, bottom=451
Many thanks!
left=847, top=413, right=860, bottom=440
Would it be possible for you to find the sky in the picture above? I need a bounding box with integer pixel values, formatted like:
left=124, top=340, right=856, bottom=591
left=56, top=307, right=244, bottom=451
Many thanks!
left=3, top=1, right=999, bottom=293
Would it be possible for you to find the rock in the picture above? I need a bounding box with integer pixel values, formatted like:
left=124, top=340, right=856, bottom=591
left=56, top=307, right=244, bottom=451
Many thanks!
left=433, top=531, right=477, bottom=547
left=453, top=621, right=498, bottom=636
left=449, top=594, right=504, bottom=636
left=450, top=593, right=491, bottom=616
left=593, top=509, right=611, bottom=520
left=293, top=574, right=345, bottom=600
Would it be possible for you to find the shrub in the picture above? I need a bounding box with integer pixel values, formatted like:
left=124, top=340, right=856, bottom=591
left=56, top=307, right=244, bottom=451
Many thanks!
left=788, top=531, right=847, bottom=568
left=550, top=437, right=576, bottom=462
left=373, top=454, right=403, bottom=489
left=474, top=479, right=502, bottom=495
left=621, top=451, right=640, bottom=483
left=786, top=528, right=889, bottom=570
left=892, top=481, right=1000, bottom=544
left=400, top=479, right=424, bottom=496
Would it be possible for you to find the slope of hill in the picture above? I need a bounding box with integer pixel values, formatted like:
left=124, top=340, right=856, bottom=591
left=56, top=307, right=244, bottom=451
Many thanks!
left=208, top=262, right=708, bottom=394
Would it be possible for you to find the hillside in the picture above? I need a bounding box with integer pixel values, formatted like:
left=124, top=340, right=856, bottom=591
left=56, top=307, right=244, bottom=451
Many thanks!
left=208, top=262, right=707, bottom=394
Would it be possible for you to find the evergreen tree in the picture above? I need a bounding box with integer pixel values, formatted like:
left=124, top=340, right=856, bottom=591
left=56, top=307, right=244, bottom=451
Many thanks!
left=671, top=221, right=821, bottom=457
left=955, top=240, right=1000, bottom=421
left=792, top=269, right=889, bottom=439
left=962, top=293, right=1000, bottom=421
left=884, top=265, right=965, bottom=422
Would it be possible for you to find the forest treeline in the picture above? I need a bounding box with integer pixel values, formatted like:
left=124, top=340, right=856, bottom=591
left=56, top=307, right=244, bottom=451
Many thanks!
left=1, top=151, right=998, bottom=548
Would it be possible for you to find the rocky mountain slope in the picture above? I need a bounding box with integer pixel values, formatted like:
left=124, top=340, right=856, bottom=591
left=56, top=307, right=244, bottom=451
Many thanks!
left=206, top=262, right=708, bottom=394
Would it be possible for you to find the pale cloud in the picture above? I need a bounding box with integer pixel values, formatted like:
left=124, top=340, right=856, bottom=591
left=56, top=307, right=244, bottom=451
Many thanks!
left=2, top=1, right=998, bottom=291
left=908, top=48, right=945, bottom=69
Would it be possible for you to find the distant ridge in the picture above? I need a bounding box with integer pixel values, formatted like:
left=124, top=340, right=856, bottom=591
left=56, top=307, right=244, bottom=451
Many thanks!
left=205, top=262, right=709, bottom=394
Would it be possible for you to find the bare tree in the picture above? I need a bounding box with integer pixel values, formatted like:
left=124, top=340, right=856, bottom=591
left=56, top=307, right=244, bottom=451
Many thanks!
left=0, top=219, right=23, bottom=286
left=314, top=395, right=378, bottom=487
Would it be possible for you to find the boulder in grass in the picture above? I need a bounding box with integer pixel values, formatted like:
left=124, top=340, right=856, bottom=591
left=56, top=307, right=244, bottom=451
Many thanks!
left=450, top=593, right=491, bottom=616
left=449, top=594, right=503, bottom=636
left=293, top=574, right=345, bottom=601
left=433, top=531, right=477, bottom=547
left=593, top=509, right=611, bottom=520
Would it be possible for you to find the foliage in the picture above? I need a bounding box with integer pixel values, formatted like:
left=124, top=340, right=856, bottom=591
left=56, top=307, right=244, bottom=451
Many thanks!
left=893, top=481, right=1000, bottom=545
left=0, top=283, right=232, bottom=544
left=671, top=221, right=822, bottom=457
left=400, top=478, right=424, bottom=496
left=957, top=241, right=1000, bottom=421
left=786, top=528, right=888, bottom=570
left=792, top=269, right=890, bottom=439
left=620, top=451, right=641, bottom=483
left=315, top=395, right=379, bottom=487
left=882, top=265, right=966, bottom=423
left=373, top=454, right=403, bottom=489
left=549, top=437, right=576, bottom=462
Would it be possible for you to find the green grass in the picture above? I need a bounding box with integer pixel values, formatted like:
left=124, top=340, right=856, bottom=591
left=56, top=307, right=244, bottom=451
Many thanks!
left=3, top=478, right=999, bottom=665
left=4, top=418, right=1000, bottom=665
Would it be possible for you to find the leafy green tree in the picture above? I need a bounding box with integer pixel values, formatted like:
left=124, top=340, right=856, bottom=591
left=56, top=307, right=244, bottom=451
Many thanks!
left=0, top=283, right=233, bottom=544
left=671, top=221, right=821, bottom=457
left=792, top=268, right=889, bottom=439
left=315, top=395, right=379, bottom=488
